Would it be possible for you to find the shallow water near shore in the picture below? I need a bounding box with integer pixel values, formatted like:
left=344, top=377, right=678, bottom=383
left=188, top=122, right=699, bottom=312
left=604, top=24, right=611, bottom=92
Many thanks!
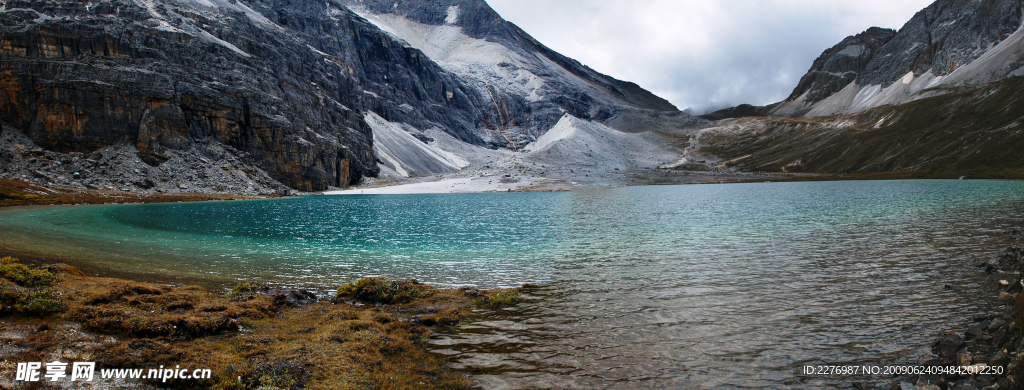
left=1, top=180, right=1023, bottom=388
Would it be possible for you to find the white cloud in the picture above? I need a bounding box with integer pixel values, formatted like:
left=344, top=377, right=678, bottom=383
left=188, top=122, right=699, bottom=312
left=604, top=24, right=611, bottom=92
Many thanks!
left=487, top=0, right=935, bottom=113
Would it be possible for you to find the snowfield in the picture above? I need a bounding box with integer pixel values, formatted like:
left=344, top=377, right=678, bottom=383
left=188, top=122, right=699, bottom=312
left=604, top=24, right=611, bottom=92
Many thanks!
left=366, top=112, right=468, bottom=178
left=523, top=114, right=677, bottom=171
left=323, top=175, right=554, bottom=195
left=327, top=113, right=683, bottom=195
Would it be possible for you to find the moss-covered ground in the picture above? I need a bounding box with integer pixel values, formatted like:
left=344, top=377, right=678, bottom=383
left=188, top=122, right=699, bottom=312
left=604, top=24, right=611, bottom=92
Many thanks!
left=0, top=257, right=522, bottom=389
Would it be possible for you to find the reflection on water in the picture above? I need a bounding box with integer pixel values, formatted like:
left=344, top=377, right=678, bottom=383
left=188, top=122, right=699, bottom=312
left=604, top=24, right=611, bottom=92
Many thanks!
left=1, top=180, right=1023, bottom=388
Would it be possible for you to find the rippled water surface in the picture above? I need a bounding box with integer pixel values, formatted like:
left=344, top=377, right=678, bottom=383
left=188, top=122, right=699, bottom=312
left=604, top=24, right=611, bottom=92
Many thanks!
left=1, top=180, right=1023, bottom=388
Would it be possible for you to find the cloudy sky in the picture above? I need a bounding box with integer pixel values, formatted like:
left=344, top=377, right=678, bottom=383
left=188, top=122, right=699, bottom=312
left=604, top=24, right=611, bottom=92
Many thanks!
left=487, top=0, right=935, bottom=113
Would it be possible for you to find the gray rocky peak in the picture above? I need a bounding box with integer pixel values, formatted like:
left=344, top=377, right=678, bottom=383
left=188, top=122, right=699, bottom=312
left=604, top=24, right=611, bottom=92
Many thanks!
left=770, top=0, right=1023, bottom=117
left=858, top=0, right=1022, bottom=87
left=785, top=27, right=897, bottom=106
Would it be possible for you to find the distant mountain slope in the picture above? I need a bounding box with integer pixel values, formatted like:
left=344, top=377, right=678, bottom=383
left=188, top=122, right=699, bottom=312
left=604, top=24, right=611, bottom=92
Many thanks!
left=697, top=75, right=1024, bottom=178
left=335, top=0, right=696, bottom=147
left=773, top=27, right=896, bottom=115
left=699, top=104, right=778, bottom=121
left=692, top=0, right=1024, bottom=180
left=771, top=0, right=1023, bottom=117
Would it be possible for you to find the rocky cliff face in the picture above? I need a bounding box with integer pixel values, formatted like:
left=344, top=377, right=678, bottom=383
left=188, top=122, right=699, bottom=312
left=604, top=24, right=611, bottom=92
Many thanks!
left=857, top=0, right=1022, bottom=87
left=770, top=0, right=1023, bottom=117
left=0, top=0, right=405, bottom=191
left=782, top=27, right=896, bottom=108
left=0, top=0, right=693, bottom=191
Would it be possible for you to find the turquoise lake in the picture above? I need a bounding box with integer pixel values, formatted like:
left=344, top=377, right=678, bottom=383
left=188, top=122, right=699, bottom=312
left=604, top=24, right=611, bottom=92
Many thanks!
left=1, top=180, right=1023, bottom=388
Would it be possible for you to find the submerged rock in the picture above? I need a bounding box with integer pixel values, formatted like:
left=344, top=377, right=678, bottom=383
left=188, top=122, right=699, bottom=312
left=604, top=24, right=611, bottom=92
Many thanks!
left=934, top=334, right=966, bottom=358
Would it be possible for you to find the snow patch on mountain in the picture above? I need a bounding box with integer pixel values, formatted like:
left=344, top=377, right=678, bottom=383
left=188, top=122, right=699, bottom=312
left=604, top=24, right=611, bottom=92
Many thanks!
left=171, top=0, right=276, bottom=27
left=351, top=11, right=522, bottom=70
left=523, top=114, right=677, bottom=171
left=444, top=5, right=459, bottom=25
left=365, top=112, right=469, bottom=178
left=352, top=10, right=548, bottom=102
left=802, top=71, right=946, bottom=117
left=348, top=8, right=655, bottom=129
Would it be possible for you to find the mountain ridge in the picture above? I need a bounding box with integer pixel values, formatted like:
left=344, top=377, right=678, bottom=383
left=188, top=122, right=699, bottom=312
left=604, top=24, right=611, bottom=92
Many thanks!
left=0, top=0, right=692, bottom=192
left=693, top=0, right=1024, bottom=181
left=769, top=0, right=1023, bottom=117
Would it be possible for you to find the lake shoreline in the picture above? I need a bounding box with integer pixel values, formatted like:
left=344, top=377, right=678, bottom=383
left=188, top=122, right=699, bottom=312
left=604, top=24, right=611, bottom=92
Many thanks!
left=5, top=238, right=1024, bottom=389
left=5, top=170, right=1005, bottom=206
left=3, top=179, right=1024, bottom=388
left=0, top=256, right=521, bottom=389
left=886, top=233, right=1024, bottom=390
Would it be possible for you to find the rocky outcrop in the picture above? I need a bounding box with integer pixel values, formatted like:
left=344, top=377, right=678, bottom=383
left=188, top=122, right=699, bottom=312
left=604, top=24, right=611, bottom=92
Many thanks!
left=857, top=0, right=1022, bottom=88
left=0, top=123, right=290, bottom=195
left=769, top=0, right=1024, bottom=117
left=781, top=27, right=896, bottom=111
left=0, top=0, right=396, bottom=191
left=0, top=0, right=529, bottom=191
left=243, top=0, right=497, bottom=148
left=699, top=103, right=780, bottom=121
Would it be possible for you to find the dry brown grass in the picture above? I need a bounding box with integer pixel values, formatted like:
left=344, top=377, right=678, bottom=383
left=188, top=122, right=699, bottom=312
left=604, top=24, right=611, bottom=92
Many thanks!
left=0, top=257, right=521, bottom=389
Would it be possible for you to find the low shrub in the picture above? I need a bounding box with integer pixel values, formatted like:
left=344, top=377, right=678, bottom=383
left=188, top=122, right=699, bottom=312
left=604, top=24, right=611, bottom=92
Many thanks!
left=227, top=282, right=257, bottom=302
left=16, top=290, right=65, bottom=316
left=420, top=307, right=464, bottom=326
left=0, top=278, right=27, bottom=311
left=475, top=290, right=519, bottom=309
left=0, top=259, right=65, bottom=317
left=216, top=359, right=307, bottom=390
left=0, top=257, right=59, bottom=287
left=74, top=306, right=240, bottom=338
left=336, top=278, right=437, bottom=304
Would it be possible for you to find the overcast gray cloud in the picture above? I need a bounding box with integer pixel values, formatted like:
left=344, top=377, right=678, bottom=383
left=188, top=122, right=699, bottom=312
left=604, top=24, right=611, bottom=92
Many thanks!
left=487, top=0, right=935, bottom=113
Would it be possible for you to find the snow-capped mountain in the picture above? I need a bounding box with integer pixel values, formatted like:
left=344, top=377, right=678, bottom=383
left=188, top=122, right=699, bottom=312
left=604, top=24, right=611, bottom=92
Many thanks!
left=336, top=0, right=686, bottom=141
left=332, top=0, right=702, bottom=178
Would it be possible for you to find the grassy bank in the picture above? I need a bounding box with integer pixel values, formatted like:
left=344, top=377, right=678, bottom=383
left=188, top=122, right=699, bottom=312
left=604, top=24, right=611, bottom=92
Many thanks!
left=0, top=257, right=522, bottom=389
left=697, top=77, right=1024, bottom=179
